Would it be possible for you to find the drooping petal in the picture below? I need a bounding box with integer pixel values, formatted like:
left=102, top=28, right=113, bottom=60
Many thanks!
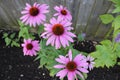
left=46, top=35, right=56, bottom=45
left=68, top=49, right=72, bottom=61
left=56, top=69, right=68, bottom=79
left=75, top=71, right=84, bottom=80
left=67, top=72, right=75, bottom=80
left=55, top=36, right=61, bottom=49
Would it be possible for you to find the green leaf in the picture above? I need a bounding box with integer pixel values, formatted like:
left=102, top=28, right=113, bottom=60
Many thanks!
left=112, top=7, right=120, bottom=13
left=49, top=69, right=59, bottom=77
left=111, top=0, right=120, bottom=6
left=5, top=38, right=11, bottom=46
left=2, top=33, right=8, bottom=38
left=18, top=20, right=24, bottom=27
left=37, top=25, right=44, bottom=34
left=40, top=56, right=47, bottom=68
left=11, top=41, right=20, bottom=47
left=90, top=44, right=117, bottom=68
left=115, top=44, right=120, bottom=58
left=100, top=14, right=114, bottom=24
left=10, top=33, right=16, bottom=39
left=113, top=15, right=120, bottom=31
left=100, top=40, right=112, bottom=47
left=19, top=26, right=30, bottom=39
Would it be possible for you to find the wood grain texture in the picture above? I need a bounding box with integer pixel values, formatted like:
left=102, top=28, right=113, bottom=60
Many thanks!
left=0, top=0, right=112, bottom=40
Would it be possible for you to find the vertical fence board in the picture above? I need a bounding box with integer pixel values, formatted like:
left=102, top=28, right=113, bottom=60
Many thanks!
left=0, top=0, right=112, bottom=40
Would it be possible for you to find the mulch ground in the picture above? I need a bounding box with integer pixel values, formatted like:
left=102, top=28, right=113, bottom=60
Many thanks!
left=0, top=30, right=120, bottom=80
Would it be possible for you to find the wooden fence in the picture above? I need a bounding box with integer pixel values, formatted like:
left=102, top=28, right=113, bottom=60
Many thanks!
left=0, top=0, right=113, bottom=40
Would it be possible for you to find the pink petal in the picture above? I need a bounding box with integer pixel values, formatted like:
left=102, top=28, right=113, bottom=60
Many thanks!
left=74, top=54, right=85, bottom=62
left=54, top=64, right=65, bottom=69
left=65, top=27, right=73, bottom=31
left=54, top=13, right=59, bottom=16
left=75, top=71, right=84, bottom=79
left=39, top=14, right=46, bottom=21
left=27, top=39, right=32, bottom=43
left=40, top=4, right=49, bottom=10
left=54, top=6, right=61, bottom=12
left=41, top=32, right=49, bottom=38
left=31, top=49, right=37, bottom=56
left=21, top=43, right=25, bottom=47
left=46, top=35, right=56, bottom=45
left=50, top=18, right=57, bottom=24
left=64, top=21, right=72, bottom=27
left=33, top=2, right=37, bottom=6
left=56, top=69, right=68, bottom=79
left=66, top=14, right=72, bottom=21
left=59, top=36, right=67, bottom=48
left=58, top=15, right=64, bottom=22
left=65, top=32, right=76, bottom=37
left=68, top=49, right=72, bottom=61
left=26, top=3, right=31, bottom=8
left=20, top=14, right=29, bottom=20
left=60, top=5, right=63, bottom=9
left=67, top=72, right=75, bottom=80
left=21, top=10, right=29, bottom=14
left=59, top=55, right=69, bottom=63
left=21, top=16, right=29, bottom=23
left=63, top=34, right=74, bottom=42
left=55, top=58, right=67, bottom=64
left=77, top=67, right=89, bottom=73
left=55, top=36, right=61, bottom=49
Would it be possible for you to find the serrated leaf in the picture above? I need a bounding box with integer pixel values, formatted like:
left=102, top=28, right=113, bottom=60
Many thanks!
left=100, top=14, right=114, bottom=24
left=94, top=59, right=104, bottom=68
left=90, top=44, right=117, bottom=68
left=100, top=40, right=112, bottom=47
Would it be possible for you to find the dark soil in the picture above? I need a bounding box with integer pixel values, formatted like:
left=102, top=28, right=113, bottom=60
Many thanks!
left=0, top=30, right=120, bottom=80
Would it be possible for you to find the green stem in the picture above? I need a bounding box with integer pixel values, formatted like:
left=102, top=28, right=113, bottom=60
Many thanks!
left=104, top=26, right=113, bottom=39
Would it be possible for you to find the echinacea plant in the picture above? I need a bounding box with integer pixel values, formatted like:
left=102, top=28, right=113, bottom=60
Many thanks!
left=16, top=2, right=95, bottom=80
left=54, top=49, right=89, bottom=80
left=21, top=39, right=40, bottom=56
left=2, top=0, right=120, bottom=80
left=20, top=2, right=49, bottom=27
left=41, top=17, right=76, bottom=49
left=54, top=5, right=72, bottom=21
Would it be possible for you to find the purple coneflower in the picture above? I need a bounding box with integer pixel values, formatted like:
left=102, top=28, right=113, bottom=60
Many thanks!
left=86, top=55, right=95, bottom=70
left=41, top=17, right=76, bottom=49
left=21, top=39, right=40, bottom=56
left=54, top=50, right=89, bottom=80
left=20, top=2, right=49, bottom=27
left=54, top=5, right=72, bottom=21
